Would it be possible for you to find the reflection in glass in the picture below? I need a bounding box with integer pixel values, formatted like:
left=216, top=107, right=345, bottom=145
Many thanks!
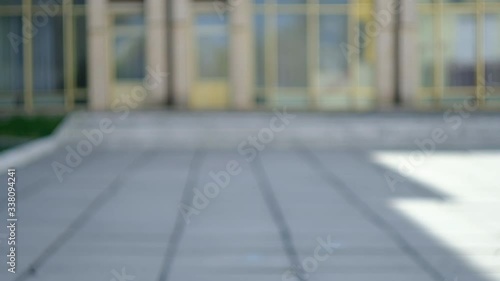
left=114, top=15, right=145, bottom=80
left=319, top=15, right=348, bottom=88
left=197, top=13, right=227, bottom=25
left=253, top=1, right=375, bottom=109
left=485, top=14, right=500, bottom=87
left=443, top=14, right=476, bottom=87
left=278, top=0, right=306, bottom=4
left=75, top=15, right=87, bottom=90
left=114, top=34, right=145, bottom=80
left=419, top=14, right=434, bottom=87
left=196, top=13, right=228, bottom=79
left=33, top=16, right=64, bottom=105
left=115, top=14, right=144, bottom=26
left=254, top=14, right=265, bottom=87
left=358, top=21, right=375, bottom=87
left=277, top=15, right=308, bottom=87
left=197, top=35, right=228, bottom=79
left=0, top=16, right=23, bottom=106
left=320, top=0, right=349, bottom=3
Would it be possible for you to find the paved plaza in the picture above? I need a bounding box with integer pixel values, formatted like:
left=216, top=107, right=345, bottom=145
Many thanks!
left=0, top=112, right=499, bottom=281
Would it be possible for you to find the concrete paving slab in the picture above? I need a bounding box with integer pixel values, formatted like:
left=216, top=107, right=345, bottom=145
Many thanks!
left=0, top=112, right=499, bottom=281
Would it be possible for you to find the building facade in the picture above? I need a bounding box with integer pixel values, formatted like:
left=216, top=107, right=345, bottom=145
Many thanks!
left=1, top=0, right=499, bottom=113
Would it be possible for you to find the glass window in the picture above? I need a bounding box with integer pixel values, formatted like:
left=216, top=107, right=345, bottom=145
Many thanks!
left=319, top=15, right=349, bottom=88
left=320, top=0, right=349, bottom=4
left=114, top=35, right=145, bottom=80
left=278, top=0, right=306, bottom=4
left=443, top=14, right=476, bottom=87
left=277, top=14, right=308, bottom=87
left=358, top=21, right=375, bottom=87
left=485, top=14, right=500, bottom=87
left=0, top=16, right=24, bottom=107
left=114, top=14, right=145, bottom=80
left=33, top=16, right=65, bottom=106
left=197, top=34, right=228, bottom=79
left=254, top=14, right=265, bottom=87
left=75, top=15, right=87, bottom=89
left=196, top=13, right=227, bottom=25
left=419, top=14, right=434, bottom=87
left=195, top=13, right=228, bottom=79
left=115, top=14, right=144, bottom=26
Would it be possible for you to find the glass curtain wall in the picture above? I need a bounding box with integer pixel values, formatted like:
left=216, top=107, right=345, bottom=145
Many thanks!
left=0, top=0, right=87, bottom=112
left=417, top=0, right=500, bottom=109
left=253, top=0, right=376, bottom=110
left=0, top=1, right=24, bottom=109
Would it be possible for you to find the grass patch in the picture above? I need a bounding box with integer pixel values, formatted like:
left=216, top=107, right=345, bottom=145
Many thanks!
left=0, top=116, right=64, bottom=151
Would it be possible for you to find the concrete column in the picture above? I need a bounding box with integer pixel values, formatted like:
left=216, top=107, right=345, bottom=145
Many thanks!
left=171, top=0, right=191, bottom=107
left=230, top=1, right=253, bottom=109
left=399, top=0, right=418, bottom=108
left=146, top=0, right=168, bottom=105
left=375, top=0, right=397, bottom=109
left=87, top=0, right=109, bottom=111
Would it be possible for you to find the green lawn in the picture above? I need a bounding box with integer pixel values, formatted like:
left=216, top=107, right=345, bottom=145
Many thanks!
left=0, top=116, right=64, bottom=152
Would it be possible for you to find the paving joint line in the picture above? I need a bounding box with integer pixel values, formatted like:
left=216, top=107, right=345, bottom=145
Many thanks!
left=250, top=155, right=307, bottom=281
left=296, top=145, right=446, bottom=281
left=157, top=149, right=205, bottom=281
left=14, top=150, right=156, bottom=281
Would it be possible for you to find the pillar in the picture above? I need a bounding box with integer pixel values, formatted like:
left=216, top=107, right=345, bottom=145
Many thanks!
left=87, top=0, right=110, bottom=110
left=230, top=1, right=254, bottom=109
left=146, top=0, right=168, bottom=105
left=171, top=0, right=191, bottom=107
left=375, top=0, right=397, bottom=109
left=399, top=0, right=418, bottom=108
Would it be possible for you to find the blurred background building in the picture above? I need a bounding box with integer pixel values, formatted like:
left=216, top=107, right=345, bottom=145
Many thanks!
left=1, top=0, right=500, bottom=113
